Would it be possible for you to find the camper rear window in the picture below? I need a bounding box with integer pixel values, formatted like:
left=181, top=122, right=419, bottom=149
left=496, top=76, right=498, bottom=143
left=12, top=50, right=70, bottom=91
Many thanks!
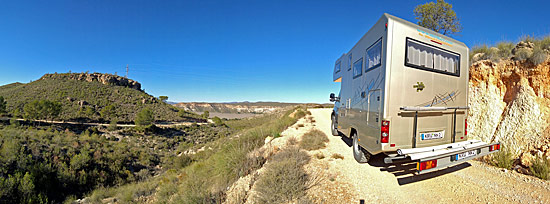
left=405, top=38, right=460, bottom=76
left=353, top=58, right=363, bottom=78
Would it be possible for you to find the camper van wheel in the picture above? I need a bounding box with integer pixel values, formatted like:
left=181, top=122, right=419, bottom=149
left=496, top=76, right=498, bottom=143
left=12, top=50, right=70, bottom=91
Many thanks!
left=331, top=114, right=339, bottom=136
left=352, top=132, right=370, bottom=163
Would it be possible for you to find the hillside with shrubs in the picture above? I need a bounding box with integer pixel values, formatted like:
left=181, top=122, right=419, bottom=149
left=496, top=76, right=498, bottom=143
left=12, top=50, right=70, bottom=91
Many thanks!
left=0, top=72, right=203, bottom=123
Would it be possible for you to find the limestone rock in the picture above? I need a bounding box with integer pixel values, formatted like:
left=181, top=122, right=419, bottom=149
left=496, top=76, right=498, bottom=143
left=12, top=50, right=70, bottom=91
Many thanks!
left=469, top=59, right=550, bottom=163
left=40, top=73, right=142, bottom=91
left=520, top=153, right=536, bottom=166
left=512, top=41, right=535, bottom=55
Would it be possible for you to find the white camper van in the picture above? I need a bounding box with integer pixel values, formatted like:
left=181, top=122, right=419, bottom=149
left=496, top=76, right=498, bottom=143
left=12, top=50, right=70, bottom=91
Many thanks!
left=329, top=13, right=500, bottom=174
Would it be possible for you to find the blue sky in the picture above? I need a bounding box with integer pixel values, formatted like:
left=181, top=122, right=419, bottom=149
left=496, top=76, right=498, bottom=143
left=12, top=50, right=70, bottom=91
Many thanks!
left=1, top=0, right=549, bottom=103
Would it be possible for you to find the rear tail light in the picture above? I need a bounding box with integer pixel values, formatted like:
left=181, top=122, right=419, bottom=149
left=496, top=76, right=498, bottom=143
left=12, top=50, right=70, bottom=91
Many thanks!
left=465, top=119, right=468, bottom=136
left=381, top=120, right=389, bottom=143
left=489, top=144, right=500, bottom=151
left=417, top=159, right=438, bottom=171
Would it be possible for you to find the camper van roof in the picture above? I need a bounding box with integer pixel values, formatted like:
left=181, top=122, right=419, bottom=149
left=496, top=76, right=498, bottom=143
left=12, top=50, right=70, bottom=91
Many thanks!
left=383, top=13, right=466, bottom=47
left=346, top=13, right=466, bottom=55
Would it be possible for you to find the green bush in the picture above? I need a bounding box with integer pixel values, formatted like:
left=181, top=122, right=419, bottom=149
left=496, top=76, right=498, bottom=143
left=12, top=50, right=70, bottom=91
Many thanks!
left=530, top=156, right=550, bottom=180
left=0, top=96, right=6, bottom=115
left=299, top=129, right=329, bottom=151
left=212, top=116, right=223, bottom=125
left=108, top=119, right=117, bottom=131
left=201, top=111, right=209, bottom=119
left=135, top=108, right=154, bottom=126
left=23, top=99, right=62, bottom=121
left=489, top=148, right=514, bottom=169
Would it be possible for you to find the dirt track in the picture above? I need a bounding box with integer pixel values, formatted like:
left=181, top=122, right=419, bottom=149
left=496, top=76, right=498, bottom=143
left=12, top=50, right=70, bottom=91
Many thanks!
left=307, top=108, right=550, bottom=204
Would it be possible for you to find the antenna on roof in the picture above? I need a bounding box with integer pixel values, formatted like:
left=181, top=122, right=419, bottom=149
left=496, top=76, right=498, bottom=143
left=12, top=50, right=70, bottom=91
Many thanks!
left=125, top=64, right=129, bottom=78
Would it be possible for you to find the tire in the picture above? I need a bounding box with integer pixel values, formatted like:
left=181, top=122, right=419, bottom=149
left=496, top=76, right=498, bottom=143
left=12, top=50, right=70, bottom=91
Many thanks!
left=331, top=114, right=339, bottom=136
left=352, top=132, right=370, bottom=163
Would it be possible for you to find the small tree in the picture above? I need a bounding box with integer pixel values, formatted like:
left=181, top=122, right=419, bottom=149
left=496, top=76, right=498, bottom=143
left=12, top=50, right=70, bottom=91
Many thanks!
left=159, top=96, right=168, bottom=102
left=100, top=104, right=117, bottom=121
left=135, top=108, right=154, bottom=126
left=212, top=116, right=223, bottom=125
left=201, top=111, right=210, bottom=119
left=85, top=106, right=95, bottom=118
left=413, top=0, right=462, bottom=36
left=0, top=96, right=6, bottom=116
left=24, top=100, right=41, bottom=120
left=23, top=99, right=62, bottom=124
left=43, top=100, right=62, bottom=122
left=108, top=119, right=118, bottom=131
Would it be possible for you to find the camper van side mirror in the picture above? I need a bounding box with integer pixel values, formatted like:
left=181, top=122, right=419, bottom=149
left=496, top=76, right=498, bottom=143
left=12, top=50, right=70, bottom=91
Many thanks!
left=329, top=93, right=340, bottom=102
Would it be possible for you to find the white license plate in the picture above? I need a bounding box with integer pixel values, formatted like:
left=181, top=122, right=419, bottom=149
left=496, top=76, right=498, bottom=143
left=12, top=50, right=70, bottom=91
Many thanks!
left=420, top=131, right=444, bottom=140
left=455, top=150, right=477, bottom=160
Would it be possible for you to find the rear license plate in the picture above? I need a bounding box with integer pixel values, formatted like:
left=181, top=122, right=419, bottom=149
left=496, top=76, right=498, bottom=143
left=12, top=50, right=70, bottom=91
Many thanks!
left=420, top=131, right=444, bottom=140
left=455, top=150, right=477, bottom=161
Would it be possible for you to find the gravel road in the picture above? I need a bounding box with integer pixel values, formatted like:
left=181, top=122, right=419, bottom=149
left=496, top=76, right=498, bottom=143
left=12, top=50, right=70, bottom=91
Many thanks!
left=308, top=108, right=550, bottom=204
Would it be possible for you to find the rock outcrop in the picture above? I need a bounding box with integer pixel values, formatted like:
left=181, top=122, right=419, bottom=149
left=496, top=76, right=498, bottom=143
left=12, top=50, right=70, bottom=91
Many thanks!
left=173, top=102, right=297, bottom=114
left=40, top=73, right=142, bottom=91
left=469, top=59, right=550, bottom=166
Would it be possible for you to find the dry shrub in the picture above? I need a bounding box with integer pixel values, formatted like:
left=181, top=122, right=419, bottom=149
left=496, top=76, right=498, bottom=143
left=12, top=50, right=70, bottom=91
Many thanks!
left=530, top=47, right=547, bottom=65
left=254, top=147, right=312, bottom=203
left=286, top=137, right=298, bottom=146
left=299, top=129, right=329, bottom=151
left=489, top=148, right=514, bottom=169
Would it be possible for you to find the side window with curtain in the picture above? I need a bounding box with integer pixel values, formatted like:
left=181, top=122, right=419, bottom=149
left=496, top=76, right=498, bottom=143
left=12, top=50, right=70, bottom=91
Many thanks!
left=405, top=38, right=460, bottom=76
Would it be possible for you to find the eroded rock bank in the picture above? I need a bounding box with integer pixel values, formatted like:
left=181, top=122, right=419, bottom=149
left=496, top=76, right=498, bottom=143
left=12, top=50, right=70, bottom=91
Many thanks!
left=469, top=59, right=550, bottom=166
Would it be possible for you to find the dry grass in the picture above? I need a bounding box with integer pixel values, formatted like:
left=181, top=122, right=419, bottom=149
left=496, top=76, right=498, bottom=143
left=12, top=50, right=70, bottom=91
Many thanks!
left=489, top=148, right=514, bottom=169
left=530, top=156, right=550, bottom=180
left=471, top=35, right=550, bottom=65
left=286, top=136, right=298, bottom=146
left=299, top=129, right=329, bottom=151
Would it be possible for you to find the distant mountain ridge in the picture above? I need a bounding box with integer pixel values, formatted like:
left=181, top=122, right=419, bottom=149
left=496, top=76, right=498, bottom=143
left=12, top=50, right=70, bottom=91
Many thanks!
left=173, top=102, right=301, bottom=114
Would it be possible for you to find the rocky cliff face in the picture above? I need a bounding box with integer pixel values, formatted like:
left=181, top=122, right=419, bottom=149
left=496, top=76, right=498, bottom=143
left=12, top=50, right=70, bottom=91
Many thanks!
left=469, top=59, right=550, bottom=166
left=40, top=73, right=142, bottom=91
left=173, top=102, right=283, bottom=114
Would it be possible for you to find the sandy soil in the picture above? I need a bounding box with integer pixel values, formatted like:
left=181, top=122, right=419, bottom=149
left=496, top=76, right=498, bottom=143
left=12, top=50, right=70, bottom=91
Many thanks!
left=307, top=108, right=550, bottom=204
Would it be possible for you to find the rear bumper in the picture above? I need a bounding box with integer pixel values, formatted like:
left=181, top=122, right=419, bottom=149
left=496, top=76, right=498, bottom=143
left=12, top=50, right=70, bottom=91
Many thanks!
left=384, top=140, right=500, bottom=174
